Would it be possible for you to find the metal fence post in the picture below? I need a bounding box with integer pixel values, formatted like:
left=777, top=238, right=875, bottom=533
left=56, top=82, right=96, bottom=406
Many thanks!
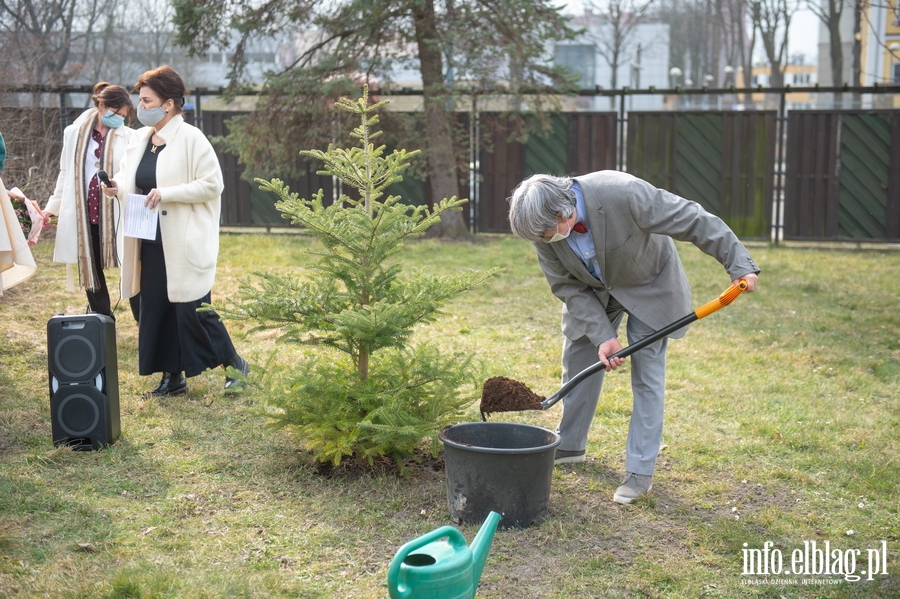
left=617, top=89, right=627, bottom=171
left=468, top=94, right=479, bottom=234
left=195, top=89, right=203, bottom=134
left=772, top=90, right=787, bottom=246
left=58, top=90, right=68, bottom=139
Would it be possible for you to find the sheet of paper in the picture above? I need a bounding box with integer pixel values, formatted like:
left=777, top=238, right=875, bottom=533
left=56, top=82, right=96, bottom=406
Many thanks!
left=123, top=193, right=158, bottom=240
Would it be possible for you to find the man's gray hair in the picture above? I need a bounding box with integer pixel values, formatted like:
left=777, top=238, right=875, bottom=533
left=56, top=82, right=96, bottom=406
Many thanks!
left=508, top=174, right=576, bottom=242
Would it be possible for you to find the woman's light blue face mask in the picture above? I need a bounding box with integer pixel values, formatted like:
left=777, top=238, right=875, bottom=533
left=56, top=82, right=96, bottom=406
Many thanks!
left=101, top=110, right=125, bottom=129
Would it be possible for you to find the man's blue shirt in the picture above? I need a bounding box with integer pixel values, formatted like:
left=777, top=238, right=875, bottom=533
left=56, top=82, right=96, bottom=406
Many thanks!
left=566, top=181, right=603, bottom=282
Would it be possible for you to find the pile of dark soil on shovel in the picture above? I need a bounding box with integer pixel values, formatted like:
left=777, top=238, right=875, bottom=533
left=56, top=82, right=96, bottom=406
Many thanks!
left=479, top=376, right=544, bottom=417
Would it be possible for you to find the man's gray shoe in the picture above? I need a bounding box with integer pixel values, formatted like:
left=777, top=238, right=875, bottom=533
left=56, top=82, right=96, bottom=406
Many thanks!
left=554, top=449, right=586, bottom=464
left=613, top=472, right=653, bottom=504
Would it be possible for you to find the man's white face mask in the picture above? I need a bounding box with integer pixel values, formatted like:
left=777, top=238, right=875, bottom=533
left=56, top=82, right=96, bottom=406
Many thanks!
left=544, top=220, right=572, bottom=243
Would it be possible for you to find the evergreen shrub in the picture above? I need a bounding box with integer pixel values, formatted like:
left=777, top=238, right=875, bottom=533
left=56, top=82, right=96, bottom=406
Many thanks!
left=219, top=87, right=498, bottom=467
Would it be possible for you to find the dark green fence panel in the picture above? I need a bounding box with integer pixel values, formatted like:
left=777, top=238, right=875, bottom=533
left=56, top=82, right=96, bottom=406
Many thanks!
left=784, top=112, right=841, bottom=240
left=566, top=112, right=618, bottom=176
left=386, top=171, right=429, bottom=206
left=475, top=112, right=616, bottom=233
left=202, top=111, right=334, bottom=227
left=626, top=113, right=677, bottom=190
left=839, top=113, right=892, bottom=238
left=674, top=113, right=723, bottom=215
left=889, top=113, right=900, bottom=240
left=784, top=110, right=899, bottom=242
left=525, top=114, right=567, bottom=177
left=523, top=112, right=617, bottom=178
left=477, top=114, right=526, bottom=233
left=17, top=102, right=894, bottom=240
left=721, top=112, right=776, bottom=238
left=385, top=113, right=474, bottom=213
left=628, top=111, right=773, bottom=238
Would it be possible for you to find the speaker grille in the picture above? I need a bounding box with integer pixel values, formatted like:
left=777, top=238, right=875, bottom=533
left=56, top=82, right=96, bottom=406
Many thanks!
left=56, top=392, right=101, bottom=437
left=53, top=335, right=98, bottom=379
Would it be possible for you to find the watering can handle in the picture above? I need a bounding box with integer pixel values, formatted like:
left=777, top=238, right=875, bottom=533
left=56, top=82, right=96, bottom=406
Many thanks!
left=387, top=526, right=468, bottom=599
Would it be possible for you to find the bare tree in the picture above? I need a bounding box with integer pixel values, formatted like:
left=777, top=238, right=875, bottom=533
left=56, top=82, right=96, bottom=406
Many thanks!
left=720, top=0, right=756, bottom=104
left=89, top=0, right=191, bottom=86
left=0, top=105, right=66, bottom=201
left=721, top=0, right=744, bottom=75
left=749, top=0, right=799, bottom=90
left=133, top=0, right=181, bottom=70
left=584, top=0, right=657, bottom=108
left=851, top=0, right=865, bottom=87
left=0, top=0, right=115, bottom=89
left=806, top=0, right=845, bottom=86
left=658, top=0, right=726, bottom=92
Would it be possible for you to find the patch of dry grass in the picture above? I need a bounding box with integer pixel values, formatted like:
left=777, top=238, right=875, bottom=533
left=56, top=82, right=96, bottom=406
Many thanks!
left=1, top=234, right=898, bottom=598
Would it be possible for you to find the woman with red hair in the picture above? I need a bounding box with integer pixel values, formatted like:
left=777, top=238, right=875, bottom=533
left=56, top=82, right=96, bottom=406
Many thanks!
left=104, top=66, right=248, bottom=398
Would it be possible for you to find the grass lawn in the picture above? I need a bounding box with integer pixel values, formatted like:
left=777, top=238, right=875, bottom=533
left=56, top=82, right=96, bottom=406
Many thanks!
left=1, top=232, right=898, bottom=598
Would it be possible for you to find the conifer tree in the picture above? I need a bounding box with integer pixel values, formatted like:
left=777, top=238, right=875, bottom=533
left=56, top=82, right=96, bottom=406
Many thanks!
left=218, top=87, right=497, bottom=467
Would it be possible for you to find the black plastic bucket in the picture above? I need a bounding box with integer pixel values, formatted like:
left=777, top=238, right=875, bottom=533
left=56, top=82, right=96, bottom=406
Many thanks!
left=439, top=422, right=561, bottom=529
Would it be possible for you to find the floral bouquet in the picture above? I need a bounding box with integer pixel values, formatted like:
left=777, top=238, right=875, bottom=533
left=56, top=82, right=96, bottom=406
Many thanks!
left=7, top=187, right=43, bottom=247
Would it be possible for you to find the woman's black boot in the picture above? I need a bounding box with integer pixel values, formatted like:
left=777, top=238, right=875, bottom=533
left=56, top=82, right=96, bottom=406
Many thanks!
left=150, top=372, right=187, bottom=397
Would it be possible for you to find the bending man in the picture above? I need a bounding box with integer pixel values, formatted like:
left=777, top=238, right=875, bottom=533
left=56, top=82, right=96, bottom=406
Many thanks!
left=507, top=171, right=759, bottom=504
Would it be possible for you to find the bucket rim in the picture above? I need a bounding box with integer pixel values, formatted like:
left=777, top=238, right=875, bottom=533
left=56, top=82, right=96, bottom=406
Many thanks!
left=439, top=421, right=561, bottom=455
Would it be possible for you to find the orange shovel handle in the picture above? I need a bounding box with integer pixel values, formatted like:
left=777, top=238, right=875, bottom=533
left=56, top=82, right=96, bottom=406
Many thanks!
left=694, top=279, right=748, bottom=319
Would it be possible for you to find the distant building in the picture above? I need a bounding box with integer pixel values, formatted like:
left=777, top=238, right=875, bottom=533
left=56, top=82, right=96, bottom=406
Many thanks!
left=554, top=10, right=671, bottom=111
left=5, top=31, right=293, bottom=110
left=877, top=0, right=900, bottom=107
left=816, top=0, right=900, bottom=107
left=749, top=62, right=818, bottom=109
left=191, top=35, right=294, bottom=88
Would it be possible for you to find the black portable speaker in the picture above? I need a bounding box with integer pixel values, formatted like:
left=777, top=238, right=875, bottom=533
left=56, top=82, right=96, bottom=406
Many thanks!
left=47, top=313, right=120, bottom=450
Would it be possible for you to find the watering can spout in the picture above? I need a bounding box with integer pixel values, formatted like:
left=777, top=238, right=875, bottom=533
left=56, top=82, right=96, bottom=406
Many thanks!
left=470, top=511, right=501, bottom=587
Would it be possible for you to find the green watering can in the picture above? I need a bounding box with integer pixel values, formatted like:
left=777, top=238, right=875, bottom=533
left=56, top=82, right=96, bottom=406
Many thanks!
left=387, top=511, right=501, bottom=599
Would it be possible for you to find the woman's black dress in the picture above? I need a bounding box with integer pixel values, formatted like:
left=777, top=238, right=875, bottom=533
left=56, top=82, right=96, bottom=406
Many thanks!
left=136, top=139, right=236, bottom=377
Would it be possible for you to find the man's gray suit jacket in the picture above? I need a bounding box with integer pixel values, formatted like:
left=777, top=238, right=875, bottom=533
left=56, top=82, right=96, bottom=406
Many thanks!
left=533, top=170, right=760, bottom=347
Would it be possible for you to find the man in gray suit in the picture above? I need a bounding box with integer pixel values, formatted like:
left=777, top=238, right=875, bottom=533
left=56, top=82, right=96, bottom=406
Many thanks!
left=508, top=171, right=759, bottom=504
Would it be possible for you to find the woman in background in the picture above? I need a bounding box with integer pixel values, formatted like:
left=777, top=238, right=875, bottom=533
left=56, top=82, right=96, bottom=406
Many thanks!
left=43, top=82, right=139, bottom=321
left=1, top=134, right=37, bottom=294
left=103, top=65, right=248, bottom=397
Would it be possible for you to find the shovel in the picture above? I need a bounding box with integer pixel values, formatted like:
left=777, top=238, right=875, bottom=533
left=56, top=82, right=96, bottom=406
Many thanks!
left=480, top=280, right=750, bottom=416
left=538, top=279, right=749, bottom=410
